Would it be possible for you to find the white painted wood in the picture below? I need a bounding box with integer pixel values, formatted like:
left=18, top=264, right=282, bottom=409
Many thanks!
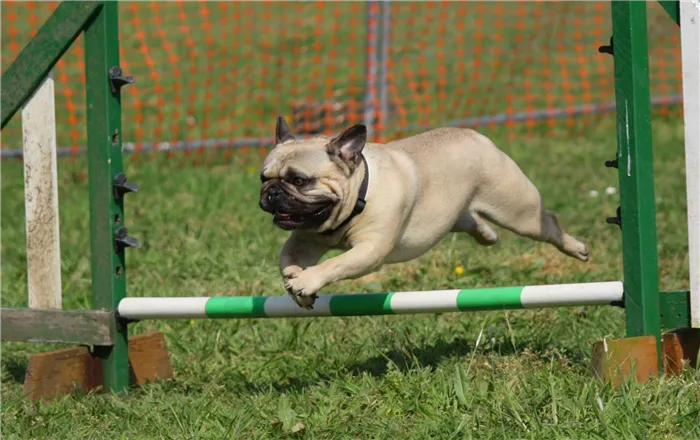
left=521, top=281, right=624, bottom=308
left=680, top=0, right=700, bottom=327
left=117, top=297, right=209, bottom=319
left=390, top=290, right=460, bottom=314
left=21, top=72, right=62, bottom=309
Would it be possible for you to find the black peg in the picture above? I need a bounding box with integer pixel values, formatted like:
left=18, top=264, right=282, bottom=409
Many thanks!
left=606, top=206, right=621, bottom=228
left=605, top=159, right=618, bottom=169
left=109, top=66, right=135, bottom=94
left=113, top=173, right=139, bottom=199
left=114, top=227, right=139, bottom=250
left=598, top=36, right=614, bottom=56
left=611, top=297, right=625, bottom=308
left=606, top=216, right=621, bottom=226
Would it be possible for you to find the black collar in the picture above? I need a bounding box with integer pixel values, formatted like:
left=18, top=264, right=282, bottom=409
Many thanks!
left=321, top=155, right=369, bottom=236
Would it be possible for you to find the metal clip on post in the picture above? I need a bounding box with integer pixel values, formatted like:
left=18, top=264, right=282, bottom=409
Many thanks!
left=113, top=172, right=139, bottom=199
left=606, top=206, right=622, bottom=229
left=598, top=36, right=614, bottom=56
left=114, top=227, right=139, bottom=251
left=112, top=173, right=140, bottom=251
left=108, top=66, right=135, bottom=95
left=599, top=37, right=620, bottom=229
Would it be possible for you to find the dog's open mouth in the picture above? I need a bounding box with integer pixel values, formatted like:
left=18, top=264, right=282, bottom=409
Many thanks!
left=273, top=204, right=333, bottom=230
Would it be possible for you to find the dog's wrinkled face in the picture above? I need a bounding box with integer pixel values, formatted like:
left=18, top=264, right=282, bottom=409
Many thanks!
left=259, top=116, right=366, bottom=231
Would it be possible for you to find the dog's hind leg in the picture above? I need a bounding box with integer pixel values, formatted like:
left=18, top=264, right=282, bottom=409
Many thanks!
left=452, top=212, right=499, bottom=246
left=474, top=183, right=589, bottom=261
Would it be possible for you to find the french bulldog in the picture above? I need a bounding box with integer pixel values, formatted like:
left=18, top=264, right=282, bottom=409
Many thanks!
left=259, top=117, right=589, bottom=308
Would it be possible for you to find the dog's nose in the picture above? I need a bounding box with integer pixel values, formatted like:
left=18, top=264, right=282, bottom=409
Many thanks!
left=260, top=185, right=280, bottom=213
left=264, top=185, right=284, bottom=208
left=268, top=185, right=283, bottom=198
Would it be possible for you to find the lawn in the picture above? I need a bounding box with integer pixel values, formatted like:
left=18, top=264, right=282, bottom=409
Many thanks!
left=1, top=113, right=698, bottom=439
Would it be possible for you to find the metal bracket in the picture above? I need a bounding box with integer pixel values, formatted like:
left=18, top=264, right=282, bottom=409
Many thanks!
left=113, top=173, right=139, bottom=199
left=606, top=206, right=622, bottom=228
left=108, top=66, right=135, bottom=95
left=611, top=295, right=625, bottom=308
left=598, top=36, right=614, bottom=56
left=114, top=226, right=139, bottom=251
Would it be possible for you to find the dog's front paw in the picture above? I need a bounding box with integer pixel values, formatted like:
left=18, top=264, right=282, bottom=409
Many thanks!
left=284, top=269, right=324, bottom=309
left=291, top=292, right=318, bottom=309
left=282, top=265, right=303, bottom=281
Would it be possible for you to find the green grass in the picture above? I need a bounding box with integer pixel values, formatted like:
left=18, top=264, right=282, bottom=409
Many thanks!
left=2, top=115, right=698, bottom=439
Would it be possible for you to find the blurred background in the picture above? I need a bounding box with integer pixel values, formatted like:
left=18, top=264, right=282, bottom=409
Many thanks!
left=0, top=1, right=683, bottom=159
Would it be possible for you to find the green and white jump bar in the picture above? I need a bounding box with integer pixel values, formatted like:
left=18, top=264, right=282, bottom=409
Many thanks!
left=118, top=281, right=623, bottom=320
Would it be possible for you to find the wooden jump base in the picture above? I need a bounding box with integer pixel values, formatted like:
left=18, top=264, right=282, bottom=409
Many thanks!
left=20, top=331, right=173, bottom=402
left=117, top=281, right=624, bottom=320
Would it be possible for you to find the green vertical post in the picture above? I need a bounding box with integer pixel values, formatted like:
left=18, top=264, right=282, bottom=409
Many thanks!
left=610, top=1, right=662, bottom=365
left=85, top=1, right=130, bottom=393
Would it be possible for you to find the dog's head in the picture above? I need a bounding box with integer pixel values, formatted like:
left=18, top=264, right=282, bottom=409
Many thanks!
left=259, top=116, right=367, bottom=232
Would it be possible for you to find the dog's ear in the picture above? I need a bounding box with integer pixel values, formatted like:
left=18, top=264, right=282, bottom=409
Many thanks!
left=275, top=116, right=295, bottom=145
left=327, top=124, right=367, bottom=169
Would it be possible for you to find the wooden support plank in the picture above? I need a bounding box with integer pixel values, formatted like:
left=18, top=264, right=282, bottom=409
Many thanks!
left=592, top=330, right=700, bottom=386
left=663, top=328, right=700, bottom=374
left=22, top=346, right=101, bottom=400
left=127, top=330, right=173, bottom=384
left=22, top=72, right=62, bottom=310
left=22, top=331, right=173, bottom=401
left=591, top=335, right=659, bottom=387
left=1, top=308, right=115, bottom=346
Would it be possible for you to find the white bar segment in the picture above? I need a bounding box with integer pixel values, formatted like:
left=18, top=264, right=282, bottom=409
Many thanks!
left=521, top=281, right=623, bottom=308
left=22, top=72, right=62, bottom=309
left=264, top=295, right=332, bottom=317
left=681, top=0, right=700, bottom=328
left=118, top=297, right=209, bottom=319
left=390, top=290, right=460, bottom=314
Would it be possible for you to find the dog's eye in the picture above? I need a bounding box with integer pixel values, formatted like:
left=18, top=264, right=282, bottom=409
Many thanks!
left=292, top=177, right=307, bottom=187
left=260, top=174, right=270, bottom=183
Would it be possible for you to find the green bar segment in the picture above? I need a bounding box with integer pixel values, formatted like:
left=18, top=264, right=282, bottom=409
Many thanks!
left=456, top=287, right=523, bottom=311
left=205, top=297, right=267, bottom=318
left=330, top=293, right=394, bottom=316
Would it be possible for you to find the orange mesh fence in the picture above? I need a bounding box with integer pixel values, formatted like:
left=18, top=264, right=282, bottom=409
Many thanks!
left=384, top=1, right=682, bottom=141
left=0, top=1, right=683, bottom=159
